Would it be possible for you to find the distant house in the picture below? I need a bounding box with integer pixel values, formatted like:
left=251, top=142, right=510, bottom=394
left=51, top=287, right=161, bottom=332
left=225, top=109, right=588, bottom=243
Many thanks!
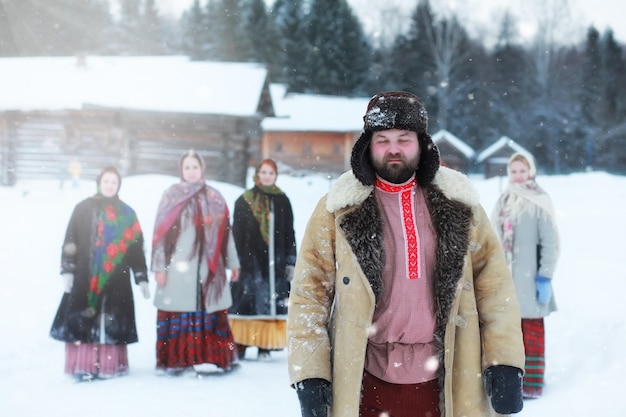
left=431, top=129, right=475, bottom=173
left=261, top=85, right=370, bottom=175
left=476, top=136, right=531, bottom=178
left=0, top=56, right=274, bottom=186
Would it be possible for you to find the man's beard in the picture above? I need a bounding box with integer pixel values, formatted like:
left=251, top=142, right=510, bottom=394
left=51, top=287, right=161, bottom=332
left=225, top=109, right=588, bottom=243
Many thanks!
left=372, top=153, right=419, bottom=184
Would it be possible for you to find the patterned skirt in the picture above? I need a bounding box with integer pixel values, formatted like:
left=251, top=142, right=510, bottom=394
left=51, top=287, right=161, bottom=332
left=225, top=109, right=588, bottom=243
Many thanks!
left=521, top=318, right=546, bottom=397
left=156, top=309, right=236, bottom=371
left=65, top=342, right=128, bottom=378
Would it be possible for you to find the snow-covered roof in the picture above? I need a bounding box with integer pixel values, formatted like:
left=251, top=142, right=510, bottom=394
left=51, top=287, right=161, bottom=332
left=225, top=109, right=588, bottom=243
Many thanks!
left=476, top=136, right=529, bottom=163
left=0, top=56, right=269, bottom=116
left=262, top=87, right=370, bottom=132
left=431, top=129, right=475, bottom=158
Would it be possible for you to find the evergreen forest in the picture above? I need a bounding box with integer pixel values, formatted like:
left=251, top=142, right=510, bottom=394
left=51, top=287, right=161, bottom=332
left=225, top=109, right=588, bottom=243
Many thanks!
left=1, top=0, right=625, bottom=174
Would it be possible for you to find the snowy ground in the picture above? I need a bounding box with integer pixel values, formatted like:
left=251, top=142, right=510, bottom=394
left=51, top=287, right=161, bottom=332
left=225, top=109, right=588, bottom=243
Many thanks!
left=1, top=169, right=624, bottom=416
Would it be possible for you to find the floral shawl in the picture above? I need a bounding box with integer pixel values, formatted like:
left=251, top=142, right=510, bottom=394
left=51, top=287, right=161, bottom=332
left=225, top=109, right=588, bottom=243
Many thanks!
left=242, top=184, right=285, bottom=245
left=152, top=180, right=229, bottom=302
left=88, top=196, right=142, bottom=310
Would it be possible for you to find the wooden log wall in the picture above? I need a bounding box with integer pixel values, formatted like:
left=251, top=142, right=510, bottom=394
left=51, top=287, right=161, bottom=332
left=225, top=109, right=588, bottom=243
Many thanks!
left=0, top=108, right=262, bottom=187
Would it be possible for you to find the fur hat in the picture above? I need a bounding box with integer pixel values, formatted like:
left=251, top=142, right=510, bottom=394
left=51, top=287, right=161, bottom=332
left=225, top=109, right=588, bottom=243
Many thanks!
left=350, top=91, right=440, bottom=186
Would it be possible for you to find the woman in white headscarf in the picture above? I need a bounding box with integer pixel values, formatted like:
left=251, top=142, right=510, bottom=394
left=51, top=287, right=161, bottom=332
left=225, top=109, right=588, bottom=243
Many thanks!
left=492, top=152, right=559, bottom=399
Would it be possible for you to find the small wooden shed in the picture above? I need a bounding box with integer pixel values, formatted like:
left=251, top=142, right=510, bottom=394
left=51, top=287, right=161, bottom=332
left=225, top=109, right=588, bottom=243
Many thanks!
left=0, top=56, right=274, bottom=186
left=261, top=85, right=370, bottom=175
left=431, top=129, right=475, bottom=173
left=476, top=136, right=531, bottom=178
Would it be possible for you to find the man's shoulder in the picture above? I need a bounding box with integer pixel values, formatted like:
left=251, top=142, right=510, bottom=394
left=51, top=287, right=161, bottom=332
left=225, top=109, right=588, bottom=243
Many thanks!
left=431, top=166, right=480, bottom=207
left=325, top=171, right=373, bottom=213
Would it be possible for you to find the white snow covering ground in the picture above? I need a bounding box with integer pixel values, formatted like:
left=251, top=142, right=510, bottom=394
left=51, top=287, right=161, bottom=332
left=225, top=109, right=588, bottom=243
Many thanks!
left=1, top=170, right=624, bottom=416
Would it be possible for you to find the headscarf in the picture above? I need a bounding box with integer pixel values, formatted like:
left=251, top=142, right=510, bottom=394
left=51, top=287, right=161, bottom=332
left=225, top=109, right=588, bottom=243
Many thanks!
left=96, top=166, right=122, bottom=195
left=87, top=167, right=142, bottom=311
left=242, top=159, right=285, bottom=245
left=151, top=150, right=229, bottom=302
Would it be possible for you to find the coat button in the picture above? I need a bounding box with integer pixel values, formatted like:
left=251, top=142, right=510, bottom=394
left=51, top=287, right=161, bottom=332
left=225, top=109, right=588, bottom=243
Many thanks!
left=343, top=277, right=350, bottom=285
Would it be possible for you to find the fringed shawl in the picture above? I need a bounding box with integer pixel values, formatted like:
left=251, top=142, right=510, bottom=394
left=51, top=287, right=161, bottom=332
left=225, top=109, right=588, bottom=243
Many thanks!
left=493, top=179, right=559, bottom=267
left=242, top=184, right=285, bottom=245
left=152, top=180, right=229, bottom=302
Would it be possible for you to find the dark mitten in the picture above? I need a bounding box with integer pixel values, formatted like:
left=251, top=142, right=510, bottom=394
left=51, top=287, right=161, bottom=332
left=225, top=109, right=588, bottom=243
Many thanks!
left=535, top=275, right=552, bottom=305
left=484, top=365, right=524, bottom=414
left=295, top=378, right=332, bottom=417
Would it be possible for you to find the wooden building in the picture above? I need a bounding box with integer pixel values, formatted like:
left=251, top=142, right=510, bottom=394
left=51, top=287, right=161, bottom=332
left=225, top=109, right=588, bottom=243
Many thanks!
left=0, top=56, right=274, bottom=187
left=261, top=85, right=370, bottom=176
left=431, top=129, right=475, bottom=173
left=476, top=136, right=531, bottom=178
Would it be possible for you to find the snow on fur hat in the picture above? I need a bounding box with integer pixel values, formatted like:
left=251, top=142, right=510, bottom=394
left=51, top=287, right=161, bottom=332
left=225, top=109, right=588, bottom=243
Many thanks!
left=350, top=91, right=440, bottom=186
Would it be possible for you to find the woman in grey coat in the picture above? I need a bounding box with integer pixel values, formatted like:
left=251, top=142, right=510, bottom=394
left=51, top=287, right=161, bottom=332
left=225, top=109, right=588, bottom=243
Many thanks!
left=492, top=152, right=559, bottom=399
left=151, top=150, right=240, bottom=375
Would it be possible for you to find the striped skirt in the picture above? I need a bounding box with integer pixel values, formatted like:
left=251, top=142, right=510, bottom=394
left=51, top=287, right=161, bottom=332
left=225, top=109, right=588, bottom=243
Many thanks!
left=521, top=318, right=545, bottom=398
left=65, top=342, right=128, bottom=378
left=156, top=309, right=236, bottom=371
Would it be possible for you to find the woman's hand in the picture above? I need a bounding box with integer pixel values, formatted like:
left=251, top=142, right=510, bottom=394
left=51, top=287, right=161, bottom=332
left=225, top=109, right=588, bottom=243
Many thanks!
left=230, top=268, right=240, bottom=282
left=155, top=271, right=167, bottom=287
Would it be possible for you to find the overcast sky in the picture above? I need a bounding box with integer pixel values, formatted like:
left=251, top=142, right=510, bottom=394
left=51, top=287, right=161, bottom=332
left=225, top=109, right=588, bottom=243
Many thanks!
left=154, top=0, right=626, bottom=45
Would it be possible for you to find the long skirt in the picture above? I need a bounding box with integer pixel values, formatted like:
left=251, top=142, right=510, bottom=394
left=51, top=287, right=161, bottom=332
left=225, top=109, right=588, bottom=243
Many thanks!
left=156, top=309, right=236, bottom=371
left=65, top=342, right=128, bottom=378
left=359, top=371, right=440, bottom=417
left=521, top=318, right=546, bottom=398
left=228, top=318, right=286, bottom=350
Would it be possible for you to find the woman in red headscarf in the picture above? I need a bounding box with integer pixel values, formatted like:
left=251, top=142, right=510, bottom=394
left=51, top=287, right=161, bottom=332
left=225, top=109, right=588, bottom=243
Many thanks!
left=229, top=159, right=297, bottom=360
left=151, top=150, right=240, bottom=375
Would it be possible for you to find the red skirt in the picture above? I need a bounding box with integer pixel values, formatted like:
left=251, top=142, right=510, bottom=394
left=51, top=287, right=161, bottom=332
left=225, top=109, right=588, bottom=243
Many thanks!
left=521, top=318, right=545, bottom=397
left=359, top=371, right=441, bottom=417
left=156, top=309, right=236, bottom=370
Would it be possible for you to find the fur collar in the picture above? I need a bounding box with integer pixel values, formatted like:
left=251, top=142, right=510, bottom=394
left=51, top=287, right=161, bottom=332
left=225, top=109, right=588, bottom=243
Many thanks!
left=326, top=166, right=479, bottom=213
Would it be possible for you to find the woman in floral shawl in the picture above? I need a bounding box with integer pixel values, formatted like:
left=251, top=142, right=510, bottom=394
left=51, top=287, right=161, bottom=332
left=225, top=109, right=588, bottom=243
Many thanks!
left=229, top=159, right=297, bottom=361
left=151, top=150, right=240, bottom=375
left=492, top=152, right=560, bottom=399
left=50, top=167, right=150, bottom=381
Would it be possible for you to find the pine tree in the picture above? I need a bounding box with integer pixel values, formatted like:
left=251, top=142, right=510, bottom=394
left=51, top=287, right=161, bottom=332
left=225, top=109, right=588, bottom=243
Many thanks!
left=0, top=0, right=112, bottom=56
left=181, top=0, right=208, bottom=60
left=580, top=27, right=602, bottom=128
left=601, top=30, right=624, bottom=125
left=301, top=0, right=372, bottom=95
left=139, top=0, right=166, bottom=54
left=487, top=12, right=536, bottom=146
left=241, top=0, right=280, bottom=72
left=207, top=0, right=251, bottom=61
left=388, top=0, right=437, bottom=98
left=113, top=0, right=142, bottom=54
left=271, top=0, right=307, bottom=90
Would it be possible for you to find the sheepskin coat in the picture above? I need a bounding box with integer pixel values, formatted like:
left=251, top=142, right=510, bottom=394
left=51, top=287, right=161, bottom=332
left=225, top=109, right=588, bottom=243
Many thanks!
left=287, top=166, right=525, bottom=417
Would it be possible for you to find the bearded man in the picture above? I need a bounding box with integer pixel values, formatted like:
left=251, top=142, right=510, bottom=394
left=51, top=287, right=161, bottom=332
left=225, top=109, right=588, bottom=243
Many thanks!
left=287, top=91, right=525, bottom=417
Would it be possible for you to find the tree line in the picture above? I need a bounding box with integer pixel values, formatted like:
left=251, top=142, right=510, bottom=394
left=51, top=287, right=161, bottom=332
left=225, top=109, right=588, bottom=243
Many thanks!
left=0, top=0, right=624, bottom=174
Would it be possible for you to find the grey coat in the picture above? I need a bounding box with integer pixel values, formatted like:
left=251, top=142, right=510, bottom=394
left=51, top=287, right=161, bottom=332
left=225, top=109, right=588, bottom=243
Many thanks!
left=510, top=211, right=558, bottom=318
left=153, top=208, right=239, bottom=313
